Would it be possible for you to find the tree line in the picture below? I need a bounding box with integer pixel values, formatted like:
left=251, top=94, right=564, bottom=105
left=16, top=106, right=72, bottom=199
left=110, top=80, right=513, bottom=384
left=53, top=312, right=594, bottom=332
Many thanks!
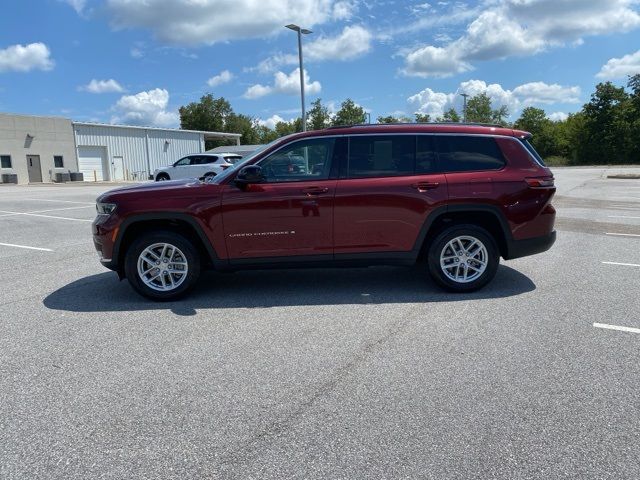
left=179, top=74, right=640, bottom=165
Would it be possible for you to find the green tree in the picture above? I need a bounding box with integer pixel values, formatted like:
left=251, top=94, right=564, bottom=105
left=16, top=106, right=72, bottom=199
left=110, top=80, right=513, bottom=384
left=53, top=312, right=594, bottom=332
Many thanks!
left=579, top=81, right=630, bottom=164
left=225, top=113, right=260, bottom=145
left=436, top=108, right=461, bottom=123
left=307, top=98, right=331, bottom=130
left=465, top=93, right=509, bottom=125
left=377, top=115, right=400, bottom=124
left=414, top=113, right=431, bottom=123
left=332, top=99, right=366, bottom=126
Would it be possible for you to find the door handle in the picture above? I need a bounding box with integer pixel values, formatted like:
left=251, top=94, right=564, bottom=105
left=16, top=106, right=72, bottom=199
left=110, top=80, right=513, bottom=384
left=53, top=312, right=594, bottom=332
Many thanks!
left=302, top=187, right=329, bottom=195
left=410, top=182, right=440, bottom=192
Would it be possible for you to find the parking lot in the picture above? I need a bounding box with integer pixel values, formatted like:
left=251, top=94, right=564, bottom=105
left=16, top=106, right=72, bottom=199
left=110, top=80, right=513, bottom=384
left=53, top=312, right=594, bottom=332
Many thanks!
left=1, top=167, right=639, bottom=479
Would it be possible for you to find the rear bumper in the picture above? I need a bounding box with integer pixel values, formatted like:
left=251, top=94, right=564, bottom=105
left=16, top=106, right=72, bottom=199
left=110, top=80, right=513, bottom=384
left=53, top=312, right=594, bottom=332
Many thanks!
left=505, top=230, right=556, bottom=260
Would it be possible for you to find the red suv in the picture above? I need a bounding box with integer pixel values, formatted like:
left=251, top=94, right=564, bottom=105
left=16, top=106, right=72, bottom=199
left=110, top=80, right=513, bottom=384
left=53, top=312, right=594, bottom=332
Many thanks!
left=92, top=124, right=556, bottom=300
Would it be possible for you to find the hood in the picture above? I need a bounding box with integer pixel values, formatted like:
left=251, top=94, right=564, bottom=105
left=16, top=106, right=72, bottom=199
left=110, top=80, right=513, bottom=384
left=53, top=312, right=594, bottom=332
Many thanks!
left=98, top=179, right=213, bottom=203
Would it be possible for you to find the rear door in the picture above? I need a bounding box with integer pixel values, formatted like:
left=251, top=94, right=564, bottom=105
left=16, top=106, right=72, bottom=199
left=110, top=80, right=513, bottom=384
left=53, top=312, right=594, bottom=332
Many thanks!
left=333, top=134, right=448, bottom=255
left=221, top=136, right=339, bottom=260
left=435, top=135, right=505, bottom=204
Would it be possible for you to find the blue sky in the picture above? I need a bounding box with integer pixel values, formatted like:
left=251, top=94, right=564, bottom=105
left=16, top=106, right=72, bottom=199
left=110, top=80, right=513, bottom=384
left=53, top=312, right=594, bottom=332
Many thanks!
left=1, top=0, right=639, bottom=129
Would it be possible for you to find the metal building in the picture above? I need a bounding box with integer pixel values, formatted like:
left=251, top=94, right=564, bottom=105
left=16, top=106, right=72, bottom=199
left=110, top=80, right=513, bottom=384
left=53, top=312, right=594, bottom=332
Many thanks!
left=0, top=112, right=241, bottom=184
left=73, top=122, right=241, bottom=182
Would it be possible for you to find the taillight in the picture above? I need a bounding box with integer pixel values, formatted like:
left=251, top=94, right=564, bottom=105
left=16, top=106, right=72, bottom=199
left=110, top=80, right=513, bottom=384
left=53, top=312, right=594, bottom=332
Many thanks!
left=525, top=177, right=554, bottom=188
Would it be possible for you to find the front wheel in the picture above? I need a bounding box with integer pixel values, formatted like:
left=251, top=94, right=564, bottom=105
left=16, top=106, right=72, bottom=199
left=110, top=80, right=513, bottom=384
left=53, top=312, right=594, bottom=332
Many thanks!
left=427, top=225, right=499, bottom=292
left=124, top=231, right=201, bottom=300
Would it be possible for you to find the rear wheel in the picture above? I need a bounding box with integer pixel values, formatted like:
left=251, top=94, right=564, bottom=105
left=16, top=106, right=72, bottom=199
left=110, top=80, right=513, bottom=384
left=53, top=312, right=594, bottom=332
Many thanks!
left=124, top=231, right=201, bottom=300
left=155, top=173, right=170, bottom=181
left=427, top=224, right=499, bottom=292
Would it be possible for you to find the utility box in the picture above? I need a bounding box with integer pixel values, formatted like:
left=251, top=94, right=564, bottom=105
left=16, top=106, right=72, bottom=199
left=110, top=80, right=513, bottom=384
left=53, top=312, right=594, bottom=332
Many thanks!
left=70, top=172, right=84, bottom=181
left=1, top=174, right=18, bottom=184
left=54, top=172, right=71, bottom=183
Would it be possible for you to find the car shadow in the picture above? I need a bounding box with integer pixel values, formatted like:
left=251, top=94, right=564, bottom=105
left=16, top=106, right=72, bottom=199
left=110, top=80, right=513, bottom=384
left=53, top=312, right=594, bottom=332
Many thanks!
left=43, top=265, right=536, bottom=316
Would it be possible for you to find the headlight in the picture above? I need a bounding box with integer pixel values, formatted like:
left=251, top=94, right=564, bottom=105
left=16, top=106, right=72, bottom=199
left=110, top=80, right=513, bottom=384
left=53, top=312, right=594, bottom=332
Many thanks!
left=96, top=202, right=117, bottom=215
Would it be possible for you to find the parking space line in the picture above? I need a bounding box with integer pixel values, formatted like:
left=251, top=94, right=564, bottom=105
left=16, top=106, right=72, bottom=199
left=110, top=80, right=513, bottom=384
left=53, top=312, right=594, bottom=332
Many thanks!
left=608, top=215, right=640, bottom=219
left=605, top=232, right=640, bottom=238
left=8, top=212, right=92, bottom=222
left=0, top=242, right=53, bottom=252
left=0, top=206, right=94, bottom=218
left=21, top=199, right=95, bottom=205
left=594, top=323, right=640, bottom=334
left=602, top=261, right=640, bottom=268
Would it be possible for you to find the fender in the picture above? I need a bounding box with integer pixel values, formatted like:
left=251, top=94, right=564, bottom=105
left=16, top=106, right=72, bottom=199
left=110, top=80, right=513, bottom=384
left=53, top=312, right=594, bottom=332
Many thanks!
left=411, top=204, right=513, bottom=257
left=113, top=212, right=225, bottom=271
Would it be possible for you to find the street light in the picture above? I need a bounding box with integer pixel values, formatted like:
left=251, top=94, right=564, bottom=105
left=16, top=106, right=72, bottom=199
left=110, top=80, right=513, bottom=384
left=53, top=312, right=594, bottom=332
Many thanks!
left=460, top=93, right=469, bottom=123
left=285, top=24, right=312, bottom=132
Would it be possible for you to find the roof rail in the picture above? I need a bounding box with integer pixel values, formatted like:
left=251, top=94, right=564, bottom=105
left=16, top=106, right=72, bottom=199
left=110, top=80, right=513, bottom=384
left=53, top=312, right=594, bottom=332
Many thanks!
left=324, top=122, right=507, bottom=129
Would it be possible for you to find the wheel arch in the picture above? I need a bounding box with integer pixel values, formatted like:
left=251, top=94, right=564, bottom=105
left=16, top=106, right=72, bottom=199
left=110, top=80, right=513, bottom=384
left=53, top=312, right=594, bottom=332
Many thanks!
left=415, top=204, right=512, bottom=260
left=114, top=213, right=222, bottom=276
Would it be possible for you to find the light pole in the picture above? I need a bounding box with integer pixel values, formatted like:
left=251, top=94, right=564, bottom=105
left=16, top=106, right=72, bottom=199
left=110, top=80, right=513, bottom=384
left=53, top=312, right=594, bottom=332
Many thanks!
left=460, top=93, right=469, bottom=123
left=285, top=24, right=312, bottom=132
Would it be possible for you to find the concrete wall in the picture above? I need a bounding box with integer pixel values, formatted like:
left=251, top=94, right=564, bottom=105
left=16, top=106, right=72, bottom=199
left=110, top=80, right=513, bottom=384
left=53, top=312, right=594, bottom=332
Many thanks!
left=0, top=113, right=78, bottom=184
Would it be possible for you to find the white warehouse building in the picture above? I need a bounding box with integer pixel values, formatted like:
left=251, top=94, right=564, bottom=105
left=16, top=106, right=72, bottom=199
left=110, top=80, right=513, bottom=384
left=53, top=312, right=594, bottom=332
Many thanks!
left=73, top=122, right=241, bottom=182
left=0, top=112, right=241, bottom=184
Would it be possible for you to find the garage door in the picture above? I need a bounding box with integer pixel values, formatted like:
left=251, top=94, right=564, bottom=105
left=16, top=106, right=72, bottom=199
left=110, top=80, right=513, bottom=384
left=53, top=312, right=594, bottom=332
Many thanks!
left=78, top=146, right=106, bottom=182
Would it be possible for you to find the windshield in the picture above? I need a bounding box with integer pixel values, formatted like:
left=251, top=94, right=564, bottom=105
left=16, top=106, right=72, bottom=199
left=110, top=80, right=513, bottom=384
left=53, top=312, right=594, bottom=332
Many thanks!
left=209, top=135, right=296, bottom=183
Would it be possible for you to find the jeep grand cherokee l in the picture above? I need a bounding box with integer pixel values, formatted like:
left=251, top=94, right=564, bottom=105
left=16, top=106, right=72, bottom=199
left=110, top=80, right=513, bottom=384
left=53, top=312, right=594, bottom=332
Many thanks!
left=92, top=124, right=556, bottom=300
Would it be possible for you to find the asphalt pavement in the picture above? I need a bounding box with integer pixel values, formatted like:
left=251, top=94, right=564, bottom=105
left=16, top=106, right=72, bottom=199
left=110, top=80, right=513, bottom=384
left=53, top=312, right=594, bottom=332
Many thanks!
left=1, top=167, right=639, bottom=479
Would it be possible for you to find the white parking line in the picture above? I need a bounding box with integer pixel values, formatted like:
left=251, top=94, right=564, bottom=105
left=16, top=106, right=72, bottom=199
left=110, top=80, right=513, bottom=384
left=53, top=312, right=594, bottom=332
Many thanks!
left=0, top=205, right=94, bottom=218
left=0, top=242, right=53, bottom=252
left=22, top=199, right=94, bottom=205
left=602, top=261, right=640, bottom=268
left=10, top=212, right=93, bottom=222
left=594, top=323, right=640, bottom=334
left=605, top=232, right=640, bottom=238
left=608, top=215, right=640, bottom=219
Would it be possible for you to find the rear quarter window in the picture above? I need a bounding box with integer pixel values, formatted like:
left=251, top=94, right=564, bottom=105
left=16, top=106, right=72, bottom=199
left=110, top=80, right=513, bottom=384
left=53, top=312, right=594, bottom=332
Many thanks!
left=437, top=135, right=505, bottom=172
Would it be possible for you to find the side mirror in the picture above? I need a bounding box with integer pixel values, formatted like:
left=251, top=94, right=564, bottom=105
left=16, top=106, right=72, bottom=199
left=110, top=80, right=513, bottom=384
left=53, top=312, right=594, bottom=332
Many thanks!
left=235, top=165, right=265, bottom=186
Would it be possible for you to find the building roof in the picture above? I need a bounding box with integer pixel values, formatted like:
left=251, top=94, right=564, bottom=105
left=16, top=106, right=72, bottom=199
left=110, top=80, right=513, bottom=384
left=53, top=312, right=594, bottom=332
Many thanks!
left=72, top=121, right=242, bottom=140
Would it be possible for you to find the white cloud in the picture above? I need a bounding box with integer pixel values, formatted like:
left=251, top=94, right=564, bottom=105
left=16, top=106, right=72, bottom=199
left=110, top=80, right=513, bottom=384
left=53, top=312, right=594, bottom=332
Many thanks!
left=111, top=88, right=178, bottom=127
left=512, top=82, right=581, bottom=104
left=258, top=114, right=286, bottom=129
left=79, top=79, right=125, bottom=93
left=250, top=25, right=373, bottom=74
left=306, top=25, right=372, bottom=61
left=408, top=79, right=580, bottom=118
left=402, top=0, right=640, bottom=77
left=549, top=112, right=568, bottom=121
left=0, top=43, right=54, bottom=73
left=597, top=50, right=640, bottom=79
left=207, top=70, right=234, bottom=87
left=244, top=68, right=321, bottom=99
left=106, top=0, right=354, bottom=45
left=62, top=0, right=86, bottom=14
left=130, top=47, right=144, bottom=58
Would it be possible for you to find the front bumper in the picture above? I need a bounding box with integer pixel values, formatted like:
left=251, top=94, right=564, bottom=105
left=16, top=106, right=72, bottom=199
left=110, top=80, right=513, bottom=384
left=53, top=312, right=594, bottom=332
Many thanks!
left=505, top=230, right=556, bottom=260
left=92, top=215, right=119, bottom=271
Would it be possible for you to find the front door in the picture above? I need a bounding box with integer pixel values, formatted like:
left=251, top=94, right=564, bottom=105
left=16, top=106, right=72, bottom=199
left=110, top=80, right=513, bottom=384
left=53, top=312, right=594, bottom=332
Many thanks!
left=27, top=155, right=42, bottom=183
left=221, top=137, right=339, bottom=261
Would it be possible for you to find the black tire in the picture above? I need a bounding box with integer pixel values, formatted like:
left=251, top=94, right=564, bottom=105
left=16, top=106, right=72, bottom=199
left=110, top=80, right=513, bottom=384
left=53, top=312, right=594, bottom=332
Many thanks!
left=124, top=230, right=201, bottom=301
left=155, top=173, right=170, bottom=181
left=427, top=224, right=499, bottom=292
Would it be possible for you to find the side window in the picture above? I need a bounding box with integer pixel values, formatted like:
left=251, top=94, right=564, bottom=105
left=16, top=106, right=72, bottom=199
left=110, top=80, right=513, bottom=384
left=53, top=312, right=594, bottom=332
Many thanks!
left=437, top=135, right=505, bottom=172
left=259, top=138, right=335, bottom=182
left=174, top=157, right=191, bottom=167
left=348, top=135, right=414, bottom=178
left=202, top=156, right=218, bottom=164
left=0, top=155, right=11, bottom=168
left=416, top=136, right=436, bottom=173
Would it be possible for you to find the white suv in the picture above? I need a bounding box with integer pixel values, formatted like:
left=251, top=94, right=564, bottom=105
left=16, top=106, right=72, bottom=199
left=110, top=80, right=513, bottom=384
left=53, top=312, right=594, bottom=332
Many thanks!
left=152, top=153, right=242, bottom=181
